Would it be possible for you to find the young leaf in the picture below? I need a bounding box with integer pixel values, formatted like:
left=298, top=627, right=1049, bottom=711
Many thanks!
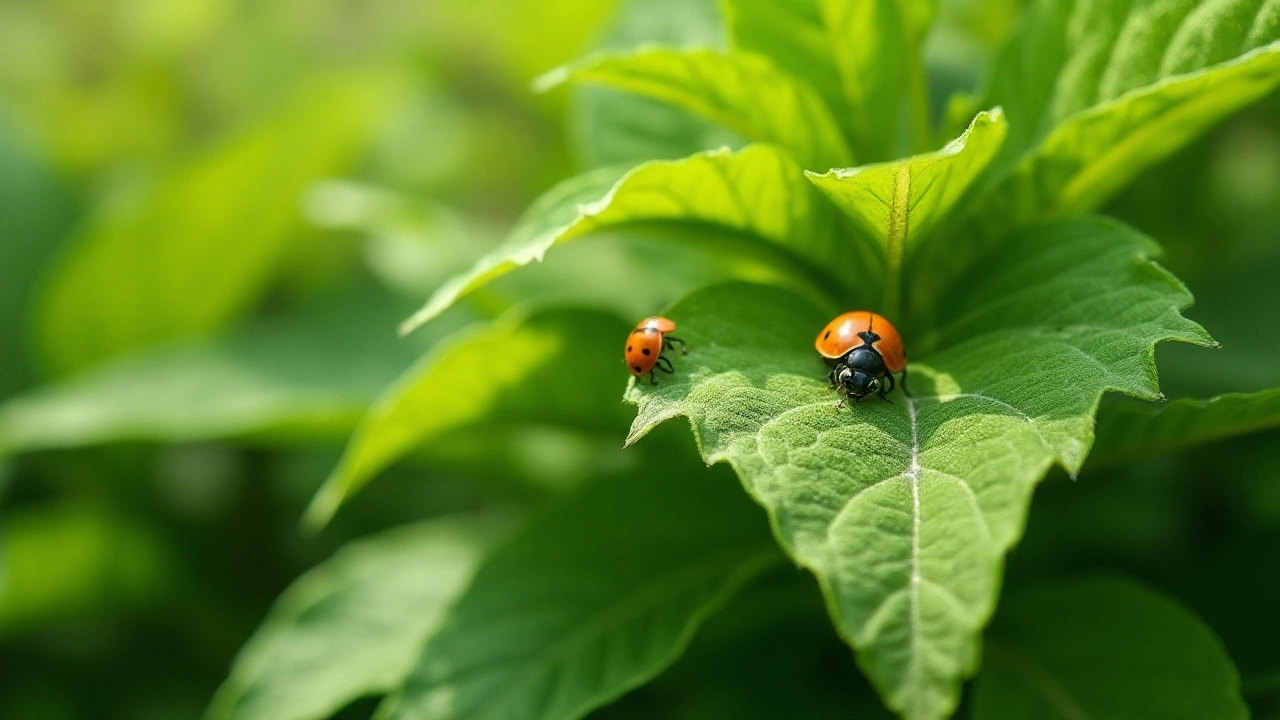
left=624, top=217, right=1211, bottom=720
left=972, top=576, right=1247, bottom=720
left=305, top=308, right=633, bottom=529
left=722, top=0, right=941, bottom=161
left=1089, top=389, right=1280, bottom=467
left=399, top=144, right=864, bottom=336
left=540, top=47, right=853, bottom=169
left=806, top=109, right=1007, bottom=315
left=977, top=0, right=1280, bottom=228
left=33, top=78, right=392, bottom=377
left=0, top=284, right=444, bottom=455
left=206, top=516, right=508, bottom=720
left=381, top=451, right=780, bottom=720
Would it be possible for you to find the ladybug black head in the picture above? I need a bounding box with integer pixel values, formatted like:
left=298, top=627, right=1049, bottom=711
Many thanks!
left=834, top=366, right=880, bottom=401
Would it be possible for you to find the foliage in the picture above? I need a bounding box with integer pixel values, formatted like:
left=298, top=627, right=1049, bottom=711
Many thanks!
left=2, top=1, right=1280, bottom=719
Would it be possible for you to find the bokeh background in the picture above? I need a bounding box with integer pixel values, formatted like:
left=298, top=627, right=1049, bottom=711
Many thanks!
left=1, top=0, right=1278, bottom=718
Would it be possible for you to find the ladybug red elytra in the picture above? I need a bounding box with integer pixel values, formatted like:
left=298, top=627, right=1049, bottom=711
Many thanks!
left=815, top=311, right=908, bottom=408
left=625, top=316, right=686, bottom=385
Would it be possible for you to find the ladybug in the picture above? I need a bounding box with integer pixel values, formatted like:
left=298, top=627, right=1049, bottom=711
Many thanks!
left=815, top=311, right=908, bottom=408
left=625, top=316, right=686, bottom=385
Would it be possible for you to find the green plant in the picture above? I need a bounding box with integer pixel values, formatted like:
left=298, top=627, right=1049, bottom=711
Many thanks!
left=4, top=1, right=1280, bottom=719
left=229, top=1, right=1280, bottom=718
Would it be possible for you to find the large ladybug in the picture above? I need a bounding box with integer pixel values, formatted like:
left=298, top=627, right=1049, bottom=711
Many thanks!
left=815, top=311, right=908, bottom=407
left=625, top=316, right=686, bottom=385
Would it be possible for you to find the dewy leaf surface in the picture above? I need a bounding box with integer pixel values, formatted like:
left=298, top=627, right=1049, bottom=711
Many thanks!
left=722, top=0, right=940, bottom=161
left=306, top=308, right=633, bottom=529
left=399, top=144, right=863, bottom=335
left=807, top=109, right=1006, bottom=256
left=383, top=452, right=779, bottom=720
left=624, top=217, right=1210, bottom=720
left=539, top=47, right=852, bottom=169
left=1090, top=389, right=1280, bottom=466
left=976, top=0, right=1280, bottom=227
left=33, top=79, right=392, bottom=376
left=206, top=516, right=508, bottom=720
left=972, top=576, right=1247, bottom=720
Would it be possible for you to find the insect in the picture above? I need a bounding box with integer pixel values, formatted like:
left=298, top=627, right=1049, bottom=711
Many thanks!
left=625, top=316, right=686, bottom=385
left=815, top=311, right=908, bottom=408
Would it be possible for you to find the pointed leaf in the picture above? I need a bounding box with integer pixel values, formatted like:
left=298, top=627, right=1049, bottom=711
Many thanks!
left=806, top=108, right=1006, bottom=261
left=978, top=0, right=1280, bottom=227
left=722, top=0, right=940, bottom=161
left=973, top=576, right=1247, bottom=720
left=206, top=516, right=508, bottom=720
left=305, top=309, right=633, bottom=529
left=624, top=217, right=1210, bottom=720
left=399, top=145, right=863, bottom=335
left=540, top=47, right=852, bottom=169
left=1090, top=389, right=1280, bottom=467
left=33, top=79, right=392, bottom=376
left=382, top=454, right=779, bottom=720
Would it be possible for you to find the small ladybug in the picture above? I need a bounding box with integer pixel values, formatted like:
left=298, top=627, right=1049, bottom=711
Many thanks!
left=625, top=316, right=686, bottom=385
left=815, top=311, right=908, bottom=408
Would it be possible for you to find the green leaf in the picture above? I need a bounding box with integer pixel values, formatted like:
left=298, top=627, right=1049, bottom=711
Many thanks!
left=1090, top=389, right=1280, bottom=467
left=382, top=450, right=779, bottom=720
left=972, top=575, right=1247, bottom=720
left=305, top=308, right=633, bottom=529
left=722, top=0, right=941, bottom=161
left=0, top=284, right=446, bottom=455
left=33, top=78, right=393, bottom=376
left=977, top=0, right=1280, bottom=227
left=541, top=47, right=853, bottom=169
left=623, top=217, right=1210, bottom=720
left=206, top=515, right=508, bottom=720
left=570, top=0, right=738, bottom=169
left=806, top=109, right=1007, bottom=316
left=398, top=144, right=863, bottom=336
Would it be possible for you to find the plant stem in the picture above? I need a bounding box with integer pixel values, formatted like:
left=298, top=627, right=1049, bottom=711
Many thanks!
left=883, top=163, right=911, bottom=320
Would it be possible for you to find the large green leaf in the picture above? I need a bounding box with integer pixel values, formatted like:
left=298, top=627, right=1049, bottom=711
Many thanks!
left=206, top=515, right=508, bottom=720
left=722, top=0, right=941, bottom=161
left=806, top=109, right=1006, bottom=315
left=0, top=284, right=445, bottom=455
left=382, top=444, right=779, bottom=720
left=305, top=308, right=633, bottom=529
left=1090, top=389, right=1280, bottom=467
left=541, top=47, right=852, bottom=169
left=623, top=217, right=1210, bottom=720
left=398, top=144, right=862, bottom=336
left=977, top=0, right=1280, bottom=227
left=972, top=575, right=1247, bottom=720
left=33, top=78, right=392, bottom=376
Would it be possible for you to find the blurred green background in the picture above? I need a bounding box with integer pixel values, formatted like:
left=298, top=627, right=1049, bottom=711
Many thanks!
left=1, top=1, right=1278, bottom=718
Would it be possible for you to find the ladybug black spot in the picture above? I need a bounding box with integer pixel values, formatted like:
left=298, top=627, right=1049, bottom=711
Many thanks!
left=627, top=346, right=632, bottom=352
left=824, top=331, right=831, bottom=339
left=632, top=365, right=642, bottom=373
left=641, top=348, right=651, bottom=355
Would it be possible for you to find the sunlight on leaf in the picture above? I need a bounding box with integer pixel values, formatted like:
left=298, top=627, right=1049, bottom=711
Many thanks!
left=623, top=217, right=1211, bottom=720
left=399, top=144, right=864, bottom=336
left=972, top=576, right=1247, bottom=720
left=383, top=452, right=779, bottom=720
left=306, top=308, right=632, bottom=529
left=540, top=46, right=852, bottom=169
left=207, top=515, right=509, bottom=720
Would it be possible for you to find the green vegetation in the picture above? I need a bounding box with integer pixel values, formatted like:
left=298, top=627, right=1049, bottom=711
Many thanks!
left=2, top=1, right=1280, bottom=719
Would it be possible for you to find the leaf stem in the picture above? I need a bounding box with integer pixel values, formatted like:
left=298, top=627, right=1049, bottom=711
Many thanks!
left=883, top=163, right=911, bottom=319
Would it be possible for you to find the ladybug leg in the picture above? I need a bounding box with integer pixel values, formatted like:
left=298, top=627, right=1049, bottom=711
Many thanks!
left=878, top=381, right=893, bottom=404
left=832, top=394, right=845, bottom=413
left=881, top=372, right=896, bottom=402
left=665, top=336, right=687, bottom=355
left=656, top=355, right=675, bottom=374
left=899, top=367, right=911, bottom=397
